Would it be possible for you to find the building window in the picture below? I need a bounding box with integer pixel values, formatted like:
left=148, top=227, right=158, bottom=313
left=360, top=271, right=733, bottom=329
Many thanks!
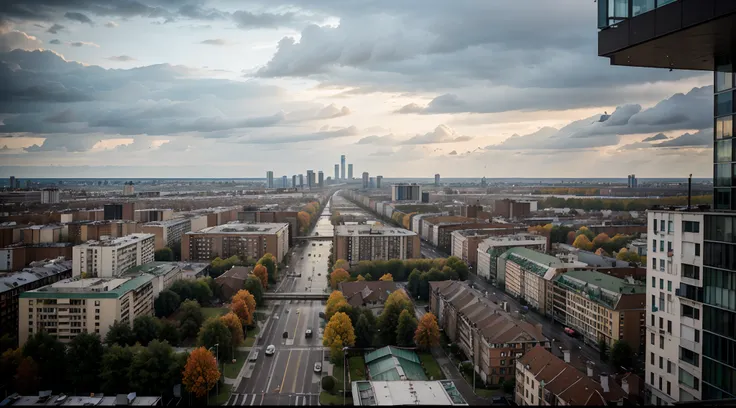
left=695, top=244, right=701, bottom=257
left=717, top=63, right=734, bottom=92
left=651, top=372, right=655, bottom=386
left=682, top=304, right=700, bottom=320
left=652, top=257, right=657, bottom=269
left=660, top=220, right=665, bottom=232
left=660, top=335, right=664, bottom=349
left=668, top=320, right=672, bottom=334
left=683, top=264, right=700, bottom=280
left=659, top=356, right=663, bottom=369
left=660, top=279, right=664, bottom=290
left=660, top=241, right=665, bottom=252
left=683, top=221, right=701, bottom=233
left=668, top=281, right=672, bottom=292
left=717, top=140, right=734, bottom=163
left=716, top=91, right=733, bottom=117
left=716, top=116, right=733, bottom=140
left=659, top=317, right=664, bottom=329
left=652, top=277, right=656, bottom=288
left=651, top=352, right=655, bottom=365
left=667, top=361, right=673, bottom=374
left=667, top=381, right=671, bottom=396
left=651, top=333, right=655, bottom=345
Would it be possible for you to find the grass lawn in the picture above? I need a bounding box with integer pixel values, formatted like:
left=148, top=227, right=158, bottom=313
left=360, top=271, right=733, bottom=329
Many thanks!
left=474, top=388, right=502, bottom=399
left=211, top=383, right=232, bottom=405
left=332, top=364, right=345, bottom=392
left=224, top=350, right=248, bottom=379
left=419, top=352, right=445, bottom=380
left=348, top=356, right=366, bottom=381
left=319, top=391, right=349, bottom=406
left=243, top=325, right=260, bottom=347
left=202, top=307, right=228, bottom=320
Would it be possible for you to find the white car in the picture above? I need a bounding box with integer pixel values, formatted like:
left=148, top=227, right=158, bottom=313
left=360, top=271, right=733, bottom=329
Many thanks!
left=314, top=362, right=322, bottom=373
left=265, top=345, right=276, bottom=356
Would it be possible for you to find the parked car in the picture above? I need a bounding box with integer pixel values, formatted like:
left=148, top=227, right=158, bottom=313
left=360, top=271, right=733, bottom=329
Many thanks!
left=249, top=351, right=259, bottom=361
left=314, top=362, right=322, bottom=373
left=265, top=345, right=275, bottom=356
left=305, top=329, right=313, bottom=338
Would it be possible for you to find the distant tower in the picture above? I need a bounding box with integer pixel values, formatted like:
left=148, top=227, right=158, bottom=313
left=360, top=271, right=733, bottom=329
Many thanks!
left=334, top=164, right=339, bottom=181
left=435, top=174, right=440, bottom=186
left=123, top=181, right=135, bottom=195
left=348, top=164, right=354, bottom=180
left=376, top=175, right=383, bottom=189
left=282, top=175, right=288, bottom=188
left=306, top=170, right=315, bottom=189
left=298, top=174, right=304, bottom=189
left=341, top=155, right=346, bottom=180
left=266, top=171, right=274, bottom=189
left=318, top=171, right=324, bottom=187
left=292, top=175, right=297, bottom=189
left=362, top=172, right=369, bottom=189
left=8, top=176, right=15, bottom=189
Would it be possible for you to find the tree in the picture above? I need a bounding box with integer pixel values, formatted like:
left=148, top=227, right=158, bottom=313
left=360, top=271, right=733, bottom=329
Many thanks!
left=364, top=273, right=373, bottom=281
left=592, top=233, right=611, bottom=247
left=502, top=378, right=516, bottom=394
left=355, top=313, right=375, bottom=349
left=334, top=259, right=350, bottom=271
left=598, top=339, right=609, bottom=362
left=356, top=274, right=365, bottom=281
left=105, top=320, right=136, bottom=346
left=253, top=264, right=269, bottom=290
left=396, top=310, right=418, bottom=347
left=297, top=211, right=311, bottom=234
left=22, top=331, right=67, bottom=391
left=407, top=269, right=421, bottom=297
left=15, top=357, right=39, bottom=394
left=335, top=303, right=359, bottom=327
left=197, top=317, right=234, bottom=361
left=325, top=291, right=349, bottom=321
left=0, top=334, right=16, bottom=354
left=220, top=312, right=244, bottom=347
left=573, top=234, right=594, bottom=251
left=192, top=279, right=214, bottom=305
left=378, top=290, right=413, bottom=345
left=155, top=247, right=174, bottom=261
left=244, top=276, right=264, bottom=307
left=67, top=332, right=104, bottom=393
left=610, top=340, right=635, bottom=370
left=445, top=256, right=469, bottom=280
left=155, top=290, right=182, bottom=317
left=379, top=273, right=394, bottom=281
left=323, top=312, right=356, bottom=350
left=0, top=348, right=22, bottom=389
left=414, top=312, right=440, bottom=350
left=576, top=226, right=595, bottom=240
left=159, top=319, right=181, bottom=346
left=329, top=335, right=345, bottom=365
left=101, top=345, right=134, bottom=394
left=566, top=230, right=577, bottom=244
left=178, top=299, right=205, bottom=339
left=183, top=347, right=220, bottom=399
left=133, top=315, right=162, bottom=346
left=129, top=340, right=177, bottom=396
left=231, top=289, right=256, bottom=327
left=330, top=268, right=350, bottom=289
left=257, top=254, right=277, bottom=283
left=321, top=375, right=335, bottom=392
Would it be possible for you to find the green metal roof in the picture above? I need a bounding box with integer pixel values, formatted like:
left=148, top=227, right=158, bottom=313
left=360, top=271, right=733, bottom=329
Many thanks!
left=124, top=262, right=179, bottom=277
left=501, top=247, right=561, bottom=266
left=19, top=274, right=155, bottom=299
left=365, top=346, right=427, bottom=381
left=557, top=270, right=645, bottom=294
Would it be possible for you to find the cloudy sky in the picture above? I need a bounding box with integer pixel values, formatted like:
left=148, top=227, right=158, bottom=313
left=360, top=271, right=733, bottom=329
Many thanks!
left=0, top=0, right=714, bottom=178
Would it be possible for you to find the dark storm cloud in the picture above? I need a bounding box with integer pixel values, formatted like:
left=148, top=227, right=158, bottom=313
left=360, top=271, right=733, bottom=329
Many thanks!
left=48, top=39, right=61, bottom=44
left=642, top=133, right=668, bottom=142
left=46, top=23, right=65, bottom=33
left=64, top=11, right=93, bottom=24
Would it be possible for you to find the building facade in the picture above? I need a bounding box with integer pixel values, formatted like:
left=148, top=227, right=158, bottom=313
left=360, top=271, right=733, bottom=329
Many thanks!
left=140, top=218, right=192, bottom=251
left=391, top=183, right=421, bottom=201
left=318, top=171, right=324, bottom=187
left=497, top=247, right=563, bottom=315
left=435, top=174, right=440, bottom=186
left=362, top=172, right=369, bottom=189
left=182, top=223, right=289, bottom=263
left=18, top=274, right=155, bottom=344
left=79, top=220, right=141, bottom=243
left=476, top=234, right=548, bottom=283
left=41, top=188, right=60, bottom=204
left=134, top=208, right=173, bottom=223
left=104, top=202, right=137, bottom=221
left=376, top=175, right=383, bottom=189
left=334, top=164, right=339, bottom=181
left=341, top=155, right=346, bottom=180
left=72, top=233, right=155, bottom=278
left=266, top=171, right=274, bottom=189
left=348, top=164, right=353, bottom=179
left=333, top=225, right=420, bottom=265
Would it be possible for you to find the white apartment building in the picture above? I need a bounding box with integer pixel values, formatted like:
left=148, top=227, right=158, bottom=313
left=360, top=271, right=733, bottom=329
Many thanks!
left=41, top=188, right=60, bottom=204
left=476, top=234, right=547, bottom=282
left=18, top=274, right=155, bottom=344
left=646, top=210, right=704, bottom=405
left=72, top=233, right=155, bottom=278
left=497, top=247, right=563, bottom=315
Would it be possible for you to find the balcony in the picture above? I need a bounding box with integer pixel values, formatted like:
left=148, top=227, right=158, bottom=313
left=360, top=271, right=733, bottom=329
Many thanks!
left=598, top=0, right=736, bottom=71
left=681, top=338, right=701, bottom=354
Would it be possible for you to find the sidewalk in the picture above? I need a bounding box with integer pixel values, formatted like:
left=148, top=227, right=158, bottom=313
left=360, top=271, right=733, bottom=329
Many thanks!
left=430, top=346, right=489, bottom=406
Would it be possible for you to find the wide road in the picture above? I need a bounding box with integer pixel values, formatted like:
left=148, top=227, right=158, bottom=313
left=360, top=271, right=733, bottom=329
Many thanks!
left=228, top=198, right=334, bottom=406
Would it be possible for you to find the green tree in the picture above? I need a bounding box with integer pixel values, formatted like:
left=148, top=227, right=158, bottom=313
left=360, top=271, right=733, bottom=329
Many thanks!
left=154, top=247, right=174, bottom=261
left=133, top=315, right=162, bottom=346
left=396, top=309, right=418, bottom=347
left=445, top=256, right=469, bottom=280
left=0, top=348, right=22, bottom=389
left=244, top=276, right=264, bottom=307
left=197, top=317, right=234, bottom=361
left=178, top=299, right=205, bottom=339
left=105, top=320, right=136, bottom=346
left=598, top=339, right=609, bottom=362
left=503, top=378, right=516, bottom=394
left=101, top=345, right=134, bottom=394
left=335, top=303, right=359, bottom=327
left=155, top=290, right=181, bottom=317
left=407, top=269, right=421, bottom=297
left=385, top=259, right=406, bottom=281
left=257, top=254, right=278, bottom=283
left=22, top=332, right=67, bottom=391
left=610, top=340, right=635, bottom=370
left=129, top=340, right=177, bottom=397
left=354, top=313, right=375, bottom=349
left=378, top=290, right=413, bottom=345
left=15, top=356, right=39, bottom=394
left=0, top=334, right=16, bottom=354
left=67, top=332, right=104, bottom=393
left=159, top=319, right=181, bottom=346
left=192, top=279, right=214, bottom=305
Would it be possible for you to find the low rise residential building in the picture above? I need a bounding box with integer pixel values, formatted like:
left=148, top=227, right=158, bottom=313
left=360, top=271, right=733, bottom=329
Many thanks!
left=493, top=199, right=531, bottom=219
left=333, top=225, right=419, bottom=265
left=430, top=280, right=549, bottom=386
left=103, top=202, right=136, bottom=221
left=141, top=218, right=192, bottom=250
left=516, top=345, right=630, bottom=406
left=21, top=224, right=62, bottom=244
left=0, top=223, right=25, bottom=247
left=79, top=220, right=141, bottom=242
left=451, top=229, right=527, bottom=268
left=72, top=233, right=155, bottom=278
left=3, top=393, right=161, bottom=406
left=352, top=380, right=468, bottom=406
left=552, top=270, right=646, bottom=351
left=476, top=234, right=547, bottom=283
left=497, top=248, right=567, bottom=315
left=0, top=243, right=73, bottom=272
left=215, top=266, right=252, bottom=300
left=179, top=262, right=210, bottom=279
left=0, top=258, right=72, bottom=344
left=410, top=212, right=446, bottom=236
left=134, top=208, right=173, bottom=223
left=338, top=281, right=406, bottom=314
left=41, top=188, right=60, bottom=204
left=123, top=261, right=185, bottom=297
left=183, top=223, right=289, bottom=263
left=18, top=274, right=155, bottom=344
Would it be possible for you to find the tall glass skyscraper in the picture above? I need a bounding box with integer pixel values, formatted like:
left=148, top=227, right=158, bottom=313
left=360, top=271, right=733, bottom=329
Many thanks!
left=341, top=155, right=346, bottom=180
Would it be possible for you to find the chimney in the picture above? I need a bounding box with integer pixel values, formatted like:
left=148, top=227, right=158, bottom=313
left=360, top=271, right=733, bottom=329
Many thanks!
left=563, top=350, right=570, bottom=363
left=600, top=373, right=610, bottom=393
left=586, top=361, right=594, bottom=377
left=621, top=378, right=630, bottom=395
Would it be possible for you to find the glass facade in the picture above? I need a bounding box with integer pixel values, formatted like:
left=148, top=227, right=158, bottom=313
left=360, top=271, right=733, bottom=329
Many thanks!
left=598, top=0, right=681, bottom=29
left=714, top=61, right=736, bottom=209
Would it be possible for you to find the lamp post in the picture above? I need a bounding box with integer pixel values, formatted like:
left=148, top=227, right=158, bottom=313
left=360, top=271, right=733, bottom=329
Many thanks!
left=343, top=346, right=349, bottom=406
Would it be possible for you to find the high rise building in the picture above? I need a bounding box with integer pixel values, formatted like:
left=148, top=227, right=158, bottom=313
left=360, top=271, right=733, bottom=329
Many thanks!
left=335, top=164, right=340, bottom=181
left=72, top=233, right=155, bottom=278
left=391, top=183, right=422, bottom=201
left=318, top=171, right=324, bottom=187
left=298, top=174, right=304, bottom=189
left=597, top=2, right=736, bottom=402
left=341, top=155, right=346, bottom=180
left=435, top=174, right=440, bottom=186
left=348, top=164, right=353, bottom=179
left=41, top=188, right=60, bottom=204
left=376, top=175, right=383, bottom=189
left=282, top=175, right=288, bottom=188
left=8, top=176, right=15, bottom=189
left=627, top=174, right=638, bottom=188
left=306, top=170, right=315, bottom=189
left=266, top=171, right=274, bottom=189
left=369, top=177, right=375, bottom=189
left=292, top=175, right=297, bottom=188
left=362, top=172, right=369, bottom=189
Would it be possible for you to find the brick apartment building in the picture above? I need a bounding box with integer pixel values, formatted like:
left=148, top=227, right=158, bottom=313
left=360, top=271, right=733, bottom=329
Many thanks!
left=333, top=225, right=420, bottom=266
left=238, top=210, right=299, bottom=245
left=0, top=243, right=73, bottom=272
left=183, top=223, right=289, bottom=263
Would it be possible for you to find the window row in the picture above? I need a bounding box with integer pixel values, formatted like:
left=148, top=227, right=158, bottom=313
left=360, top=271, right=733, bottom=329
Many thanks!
left=703, top=306, right=736, bottom=339
left=704, top=241, right=736, bottom=270
left=706, top=215, right=736, bottom=243
left=702, top=357, right=736, bottom=399
left=703, top=333, right=736, bottom=370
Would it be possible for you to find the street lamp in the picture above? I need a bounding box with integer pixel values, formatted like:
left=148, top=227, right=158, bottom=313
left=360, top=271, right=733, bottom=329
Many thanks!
left=342, top=346, right=349, bottom=406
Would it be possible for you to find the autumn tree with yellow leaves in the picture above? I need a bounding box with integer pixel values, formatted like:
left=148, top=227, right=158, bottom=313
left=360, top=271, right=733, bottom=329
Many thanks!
left=252, top=264, right=268, bottom=290
left=220, top=312, right=244, bottom=346
left=230, top=290, right=256, bottom=327
left=182, top=347, right=220, bottom=399
left=414, top=312, right=441, bottom=350
left=379, top=273, right=393, bottom=282
left=330, top=268, right=350, bottom=289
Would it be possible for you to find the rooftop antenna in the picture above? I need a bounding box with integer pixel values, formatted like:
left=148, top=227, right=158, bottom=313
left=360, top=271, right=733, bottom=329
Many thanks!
left=687, top=174, right=692, bottom=210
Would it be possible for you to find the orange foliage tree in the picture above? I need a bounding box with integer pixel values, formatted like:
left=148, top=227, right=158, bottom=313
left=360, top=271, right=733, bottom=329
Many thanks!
left=567, top=230, right=576, bottom=244
left=356, top=275, right=365, bottom=281
left=323, top=312, right=356, bottom=349
left=182, top=347, right=220, bottom=399
left=592, top=233, right=611, bottom=247
left=414, top=312, right=441, bottom=350
left=330, top=268, right=350, bottom=289
left=220, top=312, right=244, bottom=346
left=325, top=291, right=349, bottom=320
left=379, top=273, right=393, bottom=281
left=231, top=290, right=256, bottom=326
left=572, top=234, right=593, bottom=251
left=252, top=264, right=268, bottom=290
left=334, top=259, right=350, bottom=271
left=297, top=211, right=311, bottom=234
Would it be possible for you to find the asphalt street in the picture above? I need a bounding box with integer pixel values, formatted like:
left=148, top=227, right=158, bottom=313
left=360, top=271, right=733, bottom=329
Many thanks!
left=229, top=199, right=335, bottom=406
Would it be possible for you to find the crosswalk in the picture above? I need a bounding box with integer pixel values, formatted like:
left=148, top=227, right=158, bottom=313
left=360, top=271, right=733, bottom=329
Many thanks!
left=225, top=393, right=319, bottom=406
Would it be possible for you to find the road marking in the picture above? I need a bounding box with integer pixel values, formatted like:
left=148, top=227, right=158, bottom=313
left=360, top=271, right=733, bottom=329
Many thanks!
left=279, top=349, right=294, bottom=393
left=264, top=351, right=281, bottom=393
left=289, top=350, right=305, bottom=393
left=250, top=394, right=257, bottom=406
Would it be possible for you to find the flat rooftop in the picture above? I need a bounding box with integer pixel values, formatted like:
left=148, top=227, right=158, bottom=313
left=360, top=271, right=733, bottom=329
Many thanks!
left=135, top=208, right=172, bottom=212
left=352, top=380, right=468, bottom=406
left=452, top=228, right=513, bottom=238
left=188, top=222, right=289, bottom=235
left=123, top=262, right=180, bottom=277
left=142, top=218, right=190, bottom=227
left=0, top=259, right=72, bottom=294
left=481, top=234, right=547, bottom=244
left=557, top=269, right=646, bottom=296
left=20, top=274, right=154, bottom=299
left=77, top=233, right=154, bottom=247
left=336, top=225, right=417, bottom=237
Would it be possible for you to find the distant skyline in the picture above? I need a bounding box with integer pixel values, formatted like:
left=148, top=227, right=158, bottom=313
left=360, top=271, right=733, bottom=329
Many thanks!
left=0, top=0, right=713, bottom=178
